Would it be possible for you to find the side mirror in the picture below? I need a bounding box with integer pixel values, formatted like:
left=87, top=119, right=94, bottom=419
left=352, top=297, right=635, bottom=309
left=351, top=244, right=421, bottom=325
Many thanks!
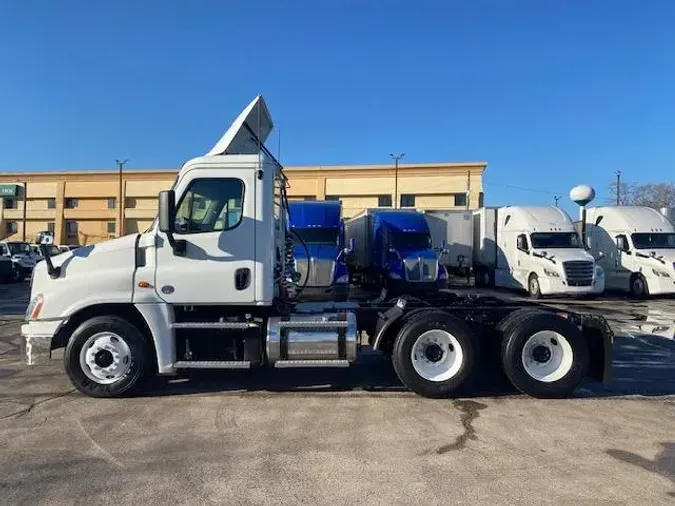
left=616, top=236, right=629, bottom=253
left=159, top=190, right=176, bottom=234
left=158, top=190, right=186, bottom=256
left=597, top=251, right=605, bottom=260
left=517, top=236, right=529, bottom=252
left=345, top=238, right=355, bottom=254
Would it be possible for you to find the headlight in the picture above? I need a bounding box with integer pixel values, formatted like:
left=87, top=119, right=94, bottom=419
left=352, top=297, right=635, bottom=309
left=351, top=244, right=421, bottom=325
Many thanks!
left=25, top=294, right=44, bottom=320
left=543, top=268, right=559, bottom=277
left=652, top=269, right=671, bottom=278
left=595, top=266, right=604, bottom=277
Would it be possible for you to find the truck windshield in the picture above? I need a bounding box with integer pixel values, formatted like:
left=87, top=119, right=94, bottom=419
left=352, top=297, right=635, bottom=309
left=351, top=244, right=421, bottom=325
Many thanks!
left=631, top=233, right=675, bottom=249
left=390, top=232, right=431, bottom=250
left=530, top=233, right=581, bottom=249
left=292, top=227, right=339, bottom=245
left=8, top=242, right=31, bottom=255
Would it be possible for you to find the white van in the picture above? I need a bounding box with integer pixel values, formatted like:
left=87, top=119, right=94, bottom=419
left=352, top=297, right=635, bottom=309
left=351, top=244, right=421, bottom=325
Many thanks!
left=474, top=206, right=605, bottom=298
left=584, top=206, right=675, bottom=297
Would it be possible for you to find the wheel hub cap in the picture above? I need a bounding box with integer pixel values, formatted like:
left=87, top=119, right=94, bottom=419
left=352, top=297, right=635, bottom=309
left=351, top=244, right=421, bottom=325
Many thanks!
left=410, top=329, right=464, bottom=382
left=520, top=330, right=574, bottom=383
left=532, top=345, right=551, bottom=363
left=79, top=332, right=132, bottom=385
left=424, top=344, right=444, bottom=363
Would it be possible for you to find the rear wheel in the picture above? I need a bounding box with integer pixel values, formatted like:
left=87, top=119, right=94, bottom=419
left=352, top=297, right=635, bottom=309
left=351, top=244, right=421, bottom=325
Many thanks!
left=392, top=311, right=477, bottom=398
left=64, top=316, right=150, bottom=398
left=500, top=312, right=588, bottom=398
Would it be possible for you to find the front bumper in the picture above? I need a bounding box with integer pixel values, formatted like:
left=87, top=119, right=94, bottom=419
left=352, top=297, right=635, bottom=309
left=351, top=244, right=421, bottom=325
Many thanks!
left=538, top=275, right=605, bottom=296
left=21, top=319, right=63, bottom=365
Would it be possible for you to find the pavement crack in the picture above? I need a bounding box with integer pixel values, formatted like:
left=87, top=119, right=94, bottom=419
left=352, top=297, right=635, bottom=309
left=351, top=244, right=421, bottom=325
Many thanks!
left=75, top=418, right=124, bottom=469
left=436, top=400, right=487, bottom=454
left=0, top=389, right=76, bottom=421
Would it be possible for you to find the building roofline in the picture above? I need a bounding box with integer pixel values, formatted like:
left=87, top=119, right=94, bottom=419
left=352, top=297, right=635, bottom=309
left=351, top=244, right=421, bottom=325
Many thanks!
left=283, top=162, right=488, bottom=171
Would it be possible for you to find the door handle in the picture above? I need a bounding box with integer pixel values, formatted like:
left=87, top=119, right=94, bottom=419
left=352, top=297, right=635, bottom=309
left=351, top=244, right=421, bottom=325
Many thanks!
left=235, top=268, right=251, bottom=291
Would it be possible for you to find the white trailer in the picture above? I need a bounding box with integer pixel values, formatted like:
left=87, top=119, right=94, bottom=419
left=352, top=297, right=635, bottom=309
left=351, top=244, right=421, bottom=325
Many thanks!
left=423, top=210, right=473, bottom=274
left=21, top=95, right=613, bottom=401
left=584, top=206, right=675, bottom=297
left=473, top=206, right=605, bottom=298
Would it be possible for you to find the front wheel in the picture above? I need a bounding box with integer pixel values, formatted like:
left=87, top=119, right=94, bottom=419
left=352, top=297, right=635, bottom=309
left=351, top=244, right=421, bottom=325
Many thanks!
left=500, top=312, right=589, bottom=398
left=629, top=273, right=648, bottom=299
left=64, top=316, right=150, bottom=398
left=392, top=311, right=477, bottom=398
left=528, top=273, right=542, bottom=299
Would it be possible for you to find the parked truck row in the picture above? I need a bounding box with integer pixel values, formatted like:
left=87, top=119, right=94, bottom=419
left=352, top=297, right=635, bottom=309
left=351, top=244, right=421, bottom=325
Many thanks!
left=22, top=95, right=614, bottom=402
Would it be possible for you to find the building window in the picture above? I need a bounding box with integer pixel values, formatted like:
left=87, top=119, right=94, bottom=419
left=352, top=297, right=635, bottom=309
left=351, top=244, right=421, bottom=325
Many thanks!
left=325, top=195, right=340, bottom=201
left=66, top=221, right=78, bottom=236
left=4, top=198, right=15, bottom=209
left=478, top=192, right=484, bottom=208
left=5, top=221, right=17, bottom=234
left=378, top=195, right=392, bottom=207
left=107, top=221, right=116, bottom=234
left=47, top=198, right=56, bottom=209
left=47, top=222, right=55, bottom=233
left=108, top=198, right=117, bottom=209
left=303, top=196, right=316, bottom=201
left=453, top=193, right=467, bottom=207
left=65, top=198, right=78, bottom=209
left=400, top=194, right=415, bottom=207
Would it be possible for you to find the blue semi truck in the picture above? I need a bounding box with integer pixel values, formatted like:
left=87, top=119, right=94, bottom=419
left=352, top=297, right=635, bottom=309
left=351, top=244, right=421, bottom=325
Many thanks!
left=344, top=209, right=448, bottom=294
left=287, top=200, right=352, bottom=299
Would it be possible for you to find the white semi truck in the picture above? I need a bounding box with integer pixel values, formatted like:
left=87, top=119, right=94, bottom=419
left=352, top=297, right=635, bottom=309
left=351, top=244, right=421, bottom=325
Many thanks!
left=21, top=96, right=613, bottom=400
left=473, top=206, right=605, bottom=298
left=583, top=206, right=675, bottom=297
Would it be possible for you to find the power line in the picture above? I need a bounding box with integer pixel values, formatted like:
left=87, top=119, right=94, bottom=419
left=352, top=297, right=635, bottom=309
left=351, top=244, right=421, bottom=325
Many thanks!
left=482, top=181, right=562, bottom=196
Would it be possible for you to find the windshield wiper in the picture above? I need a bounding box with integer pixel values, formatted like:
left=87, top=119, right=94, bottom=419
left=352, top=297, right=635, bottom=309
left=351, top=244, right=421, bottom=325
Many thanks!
left=532, top=250, right=556, bottom=264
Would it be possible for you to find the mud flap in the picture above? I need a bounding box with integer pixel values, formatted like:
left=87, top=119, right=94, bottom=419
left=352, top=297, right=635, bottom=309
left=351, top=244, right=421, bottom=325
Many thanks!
left=582, top=318, right=613, bottom=384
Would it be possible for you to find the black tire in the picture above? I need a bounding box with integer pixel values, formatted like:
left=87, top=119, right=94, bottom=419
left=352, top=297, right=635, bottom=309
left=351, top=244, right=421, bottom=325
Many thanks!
left=501, top=312, right=589, bottom=398
left=64, top=316, right=150, bottom=398
left=528, top=273, right=542, bottom=299
left=629, top=273, right=648, bottom=299
left=392, top=310, right=477, bottom=399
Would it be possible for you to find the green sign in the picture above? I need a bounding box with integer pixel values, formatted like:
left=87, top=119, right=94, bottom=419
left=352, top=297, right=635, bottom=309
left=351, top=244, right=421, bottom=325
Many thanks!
left=0, top=185, right=19, bottom=197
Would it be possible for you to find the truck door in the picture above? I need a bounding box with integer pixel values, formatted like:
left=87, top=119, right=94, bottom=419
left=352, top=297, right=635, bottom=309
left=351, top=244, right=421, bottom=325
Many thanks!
left=613, top=234, right=634, bottom=291
left=154, top=170, right=257, bottom=304
left=513, top=233, right=531, bottom=288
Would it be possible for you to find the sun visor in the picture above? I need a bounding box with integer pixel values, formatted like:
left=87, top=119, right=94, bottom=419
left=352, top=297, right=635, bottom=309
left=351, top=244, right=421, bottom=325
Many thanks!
left=206, top=95, right=274, bottom=156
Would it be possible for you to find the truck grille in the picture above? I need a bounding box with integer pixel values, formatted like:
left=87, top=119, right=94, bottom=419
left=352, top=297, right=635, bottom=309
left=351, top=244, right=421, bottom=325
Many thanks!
left=563, top=260, right=594, bottom=287
left=403, top=257, right=438, bottom=282
left=296, top=258, right=335, bottom=287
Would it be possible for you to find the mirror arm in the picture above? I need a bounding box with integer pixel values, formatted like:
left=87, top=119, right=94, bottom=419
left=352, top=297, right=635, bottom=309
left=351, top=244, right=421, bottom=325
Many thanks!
left=166, top=233, right=187, bottom=257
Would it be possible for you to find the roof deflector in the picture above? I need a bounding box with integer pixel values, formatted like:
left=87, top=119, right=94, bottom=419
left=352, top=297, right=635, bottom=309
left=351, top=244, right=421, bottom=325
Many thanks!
left=206, top=94, right=274, bottom=156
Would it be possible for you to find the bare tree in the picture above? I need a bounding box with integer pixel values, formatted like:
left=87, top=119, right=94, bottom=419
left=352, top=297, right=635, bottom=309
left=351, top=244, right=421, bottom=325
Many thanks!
left=606, top=181, right=675, bottom=208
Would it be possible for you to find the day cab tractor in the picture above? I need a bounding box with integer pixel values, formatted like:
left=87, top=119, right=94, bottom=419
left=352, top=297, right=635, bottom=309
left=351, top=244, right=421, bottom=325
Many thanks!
left=22, top=95, right=613, bottom=399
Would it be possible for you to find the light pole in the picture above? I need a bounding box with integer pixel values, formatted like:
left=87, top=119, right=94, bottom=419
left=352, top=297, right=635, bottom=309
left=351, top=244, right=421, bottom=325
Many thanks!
left=615, top=170, right=621, bottom=205
left=390, top=153, right=404, bottom=208
left=115, top=159, right=128, bottom=237
left=554, top=196, right=561, bottom=207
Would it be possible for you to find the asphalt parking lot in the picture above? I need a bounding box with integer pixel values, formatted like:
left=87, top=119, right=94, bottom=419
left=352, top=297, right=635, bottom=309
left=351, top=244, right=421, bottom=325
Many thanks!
left=1, top=282, right=674, bottom=505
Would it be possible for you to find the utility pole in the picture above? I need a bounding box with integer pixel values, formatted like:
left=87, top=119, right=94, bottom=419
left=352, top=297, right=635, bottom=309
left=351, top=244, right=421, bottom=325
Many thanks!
left=390, top=153, right=404, bottom=208
left=615, top=170, right=621, bottom=205
left=115, top=159, right=128, bottom=237
left=554, top=196, right=561, bottom=207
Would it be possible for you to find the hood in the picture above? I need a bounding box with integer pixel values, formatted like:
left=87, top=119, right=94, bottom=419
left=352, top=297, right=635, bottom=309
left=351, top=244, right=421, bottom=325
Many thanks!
left=398, top=248, right=437, bottom=261
left=293, top=243, right=339, bottom=261
left=530, top=248, right=595, bottom=264
left=30, top=234, right=139, bottom=319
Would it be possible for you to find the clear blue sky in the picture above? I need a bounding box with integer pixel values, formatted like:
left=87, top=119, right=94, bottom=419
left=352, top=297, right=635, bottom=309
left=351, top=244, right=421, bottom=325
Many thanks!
left=1, top=0, right=674, bottom=215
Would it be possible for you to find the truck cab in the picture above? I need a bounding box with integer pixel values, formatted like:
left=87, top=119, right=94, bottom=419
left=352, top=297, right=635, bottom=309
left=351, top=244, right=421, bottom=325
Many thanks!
left=346, top=209, right=448, bottom=294
left=287, top=200, right=351, bottom=299
left=474, top=206, right=604, bottom=298
left=585, top=206, right=675, bottom=297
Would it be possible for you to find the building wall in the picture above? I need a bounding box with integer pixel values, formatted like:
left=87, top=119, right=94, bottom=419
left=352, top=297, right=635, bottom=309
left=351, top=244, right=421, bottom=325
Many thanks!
left=0, top=161, right=486, bottom=244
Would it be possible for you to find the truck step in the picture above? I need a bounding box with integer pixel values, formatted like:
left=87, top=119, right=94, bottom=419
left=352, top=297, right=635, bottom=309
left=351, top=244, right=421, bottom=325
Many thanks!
left=171, top=322, right=258, bottom=330
left=174, top=360, right=251, bottom=369
left=277, top=321, right=349, bottom=329
left=274, top=360, right=350, bottom=368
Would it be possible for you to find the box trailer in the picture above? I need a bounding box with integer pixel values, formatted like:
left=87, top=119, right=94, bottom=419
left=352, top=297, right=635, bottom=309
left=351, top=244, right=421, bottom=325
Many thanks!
left=423, top=210, right=473, bottom=275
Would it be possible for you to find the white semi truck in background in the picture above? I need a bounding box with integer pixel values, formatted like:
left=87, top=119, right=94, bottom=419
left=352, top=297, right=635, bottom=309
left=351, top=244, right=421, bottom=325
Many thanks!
left=472, top=206, right=605, bottom=298
left=21, top=95, right=613, bottom=401
left=583, top=206, right=675, bottom=297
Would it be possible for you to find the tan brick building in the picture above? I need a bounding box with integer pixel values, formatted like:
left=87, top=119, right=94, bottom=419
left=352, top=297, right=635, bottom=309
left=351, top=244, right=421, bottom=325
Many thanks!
left=0, top=161, right=486, bottom=245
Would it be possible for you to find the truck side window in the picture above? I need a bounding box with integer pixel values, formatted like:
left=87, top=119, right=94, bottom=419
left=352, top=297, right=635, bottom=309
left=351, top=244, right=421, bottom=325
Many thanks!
left=517, top=234, right=529, bottom=252
left=175, top=178, right=244, bottom=234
